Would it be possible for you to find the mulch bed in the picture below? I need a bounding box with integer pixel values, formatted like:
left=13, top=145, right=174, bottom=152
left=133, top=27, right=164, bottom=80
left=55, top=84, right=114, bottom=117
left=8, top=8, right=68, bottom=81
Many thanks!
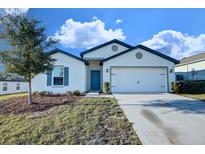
left=0, top=94, right=82, bottom=115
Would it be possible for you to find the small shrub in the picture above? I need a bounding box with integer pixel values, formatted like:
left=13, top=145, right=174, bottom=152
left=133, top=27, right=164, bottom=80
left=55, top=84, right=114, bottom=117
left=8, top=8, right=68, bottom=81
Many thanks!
left=39, top=91, right=53, bottom=96
left=172, top=80, right=205, bottom=94
left=39, top=91, right=46, bottom=96
left=33, top=91, right=39, bottom=96
left=66, top=91, right=73, bottom=95
left=172, top=81, right=182, bottom=94
left=181, top=80, right=205, bottom=94
left=73, top=90, right=81, bottom=96
left=104, top=82, right=110, bottom=94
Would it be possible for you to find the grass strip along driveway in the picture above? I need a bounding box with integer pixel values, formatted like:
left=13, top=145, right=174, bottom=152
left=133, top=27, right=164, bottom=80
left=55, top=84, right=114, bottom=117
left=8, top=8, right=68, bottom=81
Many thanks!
left=0, top=94, right=141, bottom=145
left=180, top=94, right=205, bottom=102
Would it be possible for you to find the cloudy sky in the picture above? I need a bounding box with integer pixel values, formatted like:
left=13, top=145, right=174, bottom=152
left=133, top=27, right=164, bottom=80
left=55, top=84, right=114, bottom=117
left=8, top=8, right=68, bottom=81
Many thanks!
left=2, top=8, right=205, bottom=60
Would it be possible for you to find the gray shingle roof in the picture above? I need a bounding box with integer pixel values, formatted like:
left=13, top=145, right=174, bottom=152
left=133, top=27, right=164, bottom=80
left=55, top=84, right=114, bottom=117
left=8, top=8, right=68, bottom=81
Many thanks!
left=178, top=52, right=205, bottom=65
left=0, top=73, right=27, bottom=82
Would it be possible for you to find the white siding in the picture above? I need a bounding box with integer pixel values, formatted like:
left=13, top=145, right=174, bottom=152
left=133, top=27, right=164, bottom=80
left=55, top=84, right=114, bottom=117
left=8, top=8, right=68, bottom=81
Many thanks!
left=175, top=60, right=205, bottom=80
left=83, top=43, right=129, bottom=60
left=175, top=60, right=205, bottom=72
left=175, top=65, right=188, bottom=72
left=0, top=81, right=28, bottom=95
left=32, top=52, right=86, bottom=93
left=103, top=48, right=175, bottom=92
left=187, top=60, right=205, bottom=71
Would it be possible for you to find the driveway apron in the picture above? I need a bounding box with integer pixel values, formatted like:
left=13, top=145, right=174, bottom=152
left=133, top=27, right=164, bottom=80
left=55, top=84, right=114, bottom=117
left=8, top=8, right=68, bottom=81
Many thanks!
left=114, top=93, right=205, bottom=144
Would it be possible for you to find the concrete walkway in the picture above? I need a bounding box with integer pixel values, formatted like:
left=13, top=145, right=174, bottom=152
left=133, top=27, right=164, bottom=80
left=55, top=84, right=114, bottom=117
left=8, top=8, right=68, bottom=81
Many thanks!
left=85, top=92, right=114, bottom=98
left=114, top=93, right=205, bottom=145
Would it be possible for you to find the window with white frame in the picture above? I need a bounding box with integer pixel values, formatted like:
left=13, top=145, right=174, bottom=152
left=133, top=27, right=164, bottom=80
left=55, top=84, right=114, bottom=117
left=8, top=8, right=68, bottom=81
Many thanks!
left=53, top=66, right=64, bottom=86
left=3, top=83, right=7, bottom=91
left=16, top=83, right=20, bottom=90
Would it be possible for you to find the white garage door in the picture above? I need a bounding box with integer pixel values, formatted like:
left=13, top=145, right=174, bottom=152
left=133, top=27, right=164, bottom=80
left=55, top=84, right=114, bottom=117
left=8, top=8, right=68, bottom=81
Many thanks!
left=111, top=67, right=167, bottom=93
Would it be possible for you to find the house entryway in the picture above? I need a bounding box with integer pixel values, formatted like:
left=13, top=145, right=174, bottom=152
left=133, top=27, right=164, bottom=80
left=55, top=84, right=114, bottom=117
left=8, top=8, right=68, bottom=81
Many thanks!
left=90, top=70, right=101, bottom=91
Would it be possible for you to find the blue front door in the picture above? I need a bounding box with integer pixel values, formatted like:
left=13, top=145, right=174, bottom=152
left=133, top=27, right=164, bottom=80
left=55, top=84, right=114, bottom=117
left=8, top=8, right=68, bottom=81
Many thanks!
left=90, top=70, right=100, bottom=91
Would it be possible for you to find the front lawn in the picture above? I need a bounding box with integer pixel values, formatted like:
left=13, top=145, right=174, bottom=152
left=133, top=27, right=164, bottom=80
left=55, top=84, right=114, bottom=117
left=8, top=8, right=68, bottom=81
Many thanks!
left=0, top=94, right=141, bottom=145
left=180, top=93, right=205, bottom=102
left=0, top=93, right=27, bottom=101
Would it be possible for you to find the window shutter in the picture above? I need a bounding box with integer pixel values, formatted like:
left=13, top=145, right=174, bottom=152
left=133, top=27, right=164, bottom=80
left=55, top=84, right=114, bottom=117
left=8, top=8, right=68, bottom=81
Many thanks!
left=47, top=69, right=52, bottom=86
left=64, top=67, right=69, bottom=86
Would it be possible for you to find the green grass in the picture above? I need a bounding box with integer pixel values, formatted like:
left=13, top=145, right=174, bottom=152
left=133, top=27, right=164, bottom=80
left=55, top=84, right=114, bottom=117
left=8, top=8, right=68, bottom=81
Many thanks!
left=0, top=97, right=141, bottom=145
left=180, top=93, right=205, bottom=102
left=0, top=93, right=27, bottom=101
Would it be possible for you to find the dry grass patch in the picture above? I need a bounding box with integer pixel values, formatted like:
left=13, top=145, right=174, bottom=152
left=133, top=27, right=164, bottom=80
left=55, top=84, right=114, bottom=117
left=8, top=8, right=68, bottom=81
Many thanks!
left=0, top=93, right=27, bottom=101
left=0, top=95, right=141, bottom=145
left=180, top=93, right=205, bottom=102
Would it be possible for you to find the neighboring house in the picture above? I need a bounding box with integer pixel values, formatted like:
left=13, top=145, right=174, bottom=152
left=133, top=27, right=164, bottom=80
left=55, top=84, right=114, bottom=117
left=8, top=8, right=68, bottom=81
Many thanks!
left=0, top=80, right=28, bottom=95
left=0, top=71, right=28, bottom=95
left=175, top=52, right=205, bottom=81
left=32, top=39, right=179, bottom=93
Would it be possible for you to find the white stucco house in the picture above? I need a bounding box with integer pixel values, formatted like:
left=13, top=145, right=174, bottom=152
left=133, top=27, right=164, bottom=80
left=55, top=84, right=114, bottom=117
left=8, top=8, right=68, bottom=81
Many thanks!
left=175, top=52, right=205, bottom=81
left=0, top=80, right=28, bottom=95
left=32, top=39, right=179, bottom=93
left=0, top=68, right=28, bottom=95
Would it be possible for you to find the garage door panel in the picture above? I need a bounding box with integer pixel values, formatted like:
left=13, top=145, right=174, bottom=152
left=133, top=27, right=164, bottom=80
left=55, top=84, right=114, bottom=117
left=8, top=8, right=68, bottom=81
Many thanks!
left=111, top=67, right=167, bottom=93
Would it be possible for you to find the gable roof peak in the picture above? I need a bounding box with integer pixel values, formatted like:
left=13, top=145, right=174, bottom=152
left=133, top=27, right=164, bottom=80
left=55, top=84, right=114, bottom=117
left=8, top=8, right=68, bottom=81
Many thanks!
left=49, top=48, right=86, bottom=63
left=80, top=39, right=133, bottom=57
left=102, top=44, right=179, bottom=64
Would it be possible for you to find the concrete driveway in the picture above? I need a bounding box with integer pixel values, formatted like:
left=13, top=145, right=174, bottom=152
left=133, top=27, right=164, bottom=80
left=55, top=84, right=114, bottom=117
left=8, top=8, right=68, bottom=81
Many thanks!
left=114, top=93, right=205, bottom=144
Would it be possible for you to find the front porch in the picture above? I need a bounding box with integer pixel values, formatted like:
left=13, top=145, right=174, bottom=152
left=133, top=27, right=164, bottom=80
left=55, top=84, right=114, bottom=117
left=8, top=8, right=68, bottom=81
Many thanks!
left=86, top=60, right=103, bottom=92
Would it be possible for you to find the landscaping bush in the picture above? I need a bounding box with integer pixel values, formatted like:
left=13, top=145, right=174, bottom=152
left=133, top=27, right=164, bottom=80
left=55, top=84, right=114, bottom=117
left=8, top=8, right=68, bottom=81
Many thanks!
left=172, top=81, right=182, bottom=94
left=73, top=90, right=81, bottom=96
left=33, top=91, right=39, bottom=96
left=172, top=80, right=205, bottom=94
left=104, top=82, right=110, bottom=94
left=181, top=80, right=205, bottom=94
left=39, top=91, right=53, bottom=96
left=66, top=91, right=73, bottom=95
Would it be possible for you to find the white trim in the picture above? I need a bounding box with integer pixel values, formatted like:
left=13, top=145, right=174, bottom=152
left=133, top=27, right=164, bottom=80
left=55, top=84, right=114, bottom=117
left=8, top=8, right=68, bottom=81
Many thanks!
left=52, top=66, right=64, bottom=87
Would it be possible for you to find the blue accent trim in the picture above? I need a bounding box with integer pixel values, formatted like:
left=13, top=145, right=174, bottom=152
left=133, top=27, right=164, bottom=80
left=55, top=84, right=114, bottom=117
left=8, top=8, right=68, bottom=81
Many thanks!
left=90, top=70, right=101, bottom=91
left=101, top=44, right=180, bottom=64
left=49, top=48, right=88, bottom=64
left=64, top=67, right=69, bottom=86
left=47, top=69, right=52, bottom=86
left=80, top=39, right=133, bottom=58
